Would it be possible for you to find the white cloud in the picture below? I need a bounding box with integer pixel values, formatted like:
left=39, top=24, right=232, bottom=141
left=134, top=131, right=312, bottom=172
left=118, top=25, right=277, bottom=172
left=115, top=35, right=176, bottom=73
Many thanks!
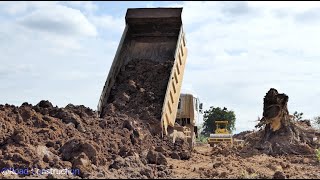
left=1, top=3, right=100, bottom=55
left=63, top=1, right=98, bottom=14
left=249, top=1, right=320, bottom=12
left=18, top=4, right=97, bottom=37
left=0, top=1, right=29, bottom=15
left=90, top=15, right=124, bottom=32
left=0, top=2, right=118, bottom=108
left=0, top=1, right=58, bottom=15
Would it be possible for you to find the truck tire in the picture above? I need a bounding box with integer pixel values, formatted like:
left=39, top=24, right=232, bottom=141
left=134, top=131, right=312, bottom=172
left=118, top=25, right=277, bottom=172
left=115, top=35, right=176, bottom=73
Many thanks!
left=188, top=132, right=196, bottom=150
left=192, top=132, right=196, bottom=148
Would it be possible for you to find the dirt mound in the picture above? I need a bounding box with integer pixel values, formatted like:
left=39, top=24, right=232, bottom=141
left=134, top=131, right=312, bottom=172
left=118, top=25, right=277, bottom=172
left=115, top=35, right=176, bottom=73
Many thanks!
left=243, top=88, right=320, bottom=156
left=0, top=60, right=192, bottom=178
left=102, top=59, right=174, bottom=135
left=233, top=130, right=254, bottom=140
left=0, top=102, right=178, bottom=178
left=101, top=59, right=192, bottom=155
left=190, top=146, right=320, bottom=179
left=296, top=119, right=312, bottom=128
left=166, top=145, right=320, bottom=179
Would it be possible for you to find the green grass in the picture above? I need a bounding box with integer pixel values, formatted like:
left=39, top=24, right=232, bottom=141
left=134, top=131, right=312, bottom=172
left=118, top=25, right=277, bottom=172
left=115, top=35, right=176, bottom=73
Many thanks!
left=316, top=149, right=320, bottom=162
left=197, top=134, right=208, bottom=143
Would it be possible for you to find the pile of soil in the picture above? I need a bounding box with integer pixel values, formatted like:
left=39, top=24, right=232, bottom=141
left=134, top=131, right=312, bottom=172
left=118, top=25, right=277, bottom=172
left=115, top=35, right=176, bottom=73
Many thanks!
left=0, top=101, right=178, bottom=179
left=0, top=59, right=191, bottom=179
left=168, top=145, right=320, bottom=179
left=101, top=58, right=174, bottom=135
left=101, top=58, right=191, bottom=157
left=233, top=130, right=254, bottom=141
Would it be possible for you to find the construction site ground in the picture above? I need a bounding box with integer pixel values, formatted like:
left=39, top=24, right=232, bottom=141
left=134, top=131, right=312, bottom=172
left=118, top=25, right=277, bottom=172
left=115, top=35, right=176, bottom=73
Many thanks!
left=168, top=144, right=320, bottom=179
left=0, top=101, right=319, bottom=179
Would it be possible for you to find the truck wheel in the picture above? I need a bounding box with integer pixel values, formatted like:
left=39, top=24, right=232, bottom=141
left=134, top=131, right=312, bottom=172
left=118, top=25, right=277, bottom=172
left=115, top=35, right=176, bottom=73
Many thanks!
left=188, top=132, right=196, bottom=150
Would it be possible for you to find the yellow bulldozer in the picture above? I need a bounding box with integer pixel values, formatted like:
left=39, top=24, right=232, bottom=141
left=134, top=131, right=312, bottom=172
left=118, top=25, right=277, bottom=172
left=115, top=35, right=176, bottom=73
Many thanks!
left=207, top=121, right=233, bottom=147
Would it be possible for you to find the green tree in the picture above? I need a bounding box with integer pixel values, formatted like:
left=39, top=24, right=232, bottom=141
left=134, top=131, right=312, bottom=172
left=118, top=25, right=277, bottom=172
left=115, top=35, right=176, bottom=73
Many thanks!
left=293, top=111, right=303, bottom=121
left=202, top=106, right=236, bottom=136
left=196, top=124, right=208, bottom=143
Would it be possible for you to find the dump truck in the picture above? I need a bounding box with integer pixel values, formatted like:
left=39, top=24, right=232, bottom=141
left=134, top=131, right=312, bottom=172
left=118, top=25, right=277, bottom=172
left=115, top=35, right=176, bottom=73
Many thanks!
left=207, top=121, right=233, bottom=147
left=97, top=8, right=190, bottom=144
left=173, top=93, right=203, bottom=148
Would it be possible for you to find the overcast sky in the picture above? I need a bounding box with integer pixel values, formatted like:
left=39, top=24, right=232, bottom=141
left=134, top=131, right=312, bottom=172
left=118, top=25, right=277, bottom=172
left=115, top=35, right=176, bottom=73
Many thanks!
left=1, top=1, right=320, bottom=133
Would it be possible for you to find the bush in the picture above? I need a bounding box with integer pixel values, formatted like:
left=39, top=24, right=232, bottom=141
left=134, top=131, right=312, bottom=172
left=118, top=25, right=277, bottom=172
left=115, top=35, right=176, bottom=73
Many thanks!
left=316, top=149, right=320, bottom=162
left=197, top=134, right=208, bottom=143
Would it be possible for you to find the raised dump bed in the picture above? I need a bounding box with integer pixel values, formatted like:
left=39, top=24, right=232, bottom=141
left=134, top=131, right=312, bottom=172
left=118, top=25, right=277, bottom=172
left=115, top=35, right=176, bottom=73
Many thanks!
left=97, top=8, right=188, bottom=136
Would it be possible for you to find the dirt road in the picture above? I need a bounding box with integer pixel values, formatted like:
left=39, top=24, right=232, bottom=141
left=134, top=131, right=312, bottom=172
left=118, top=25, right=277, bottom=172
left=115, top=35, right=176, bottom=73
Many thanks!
left=168, top=144, right=320, bottom=179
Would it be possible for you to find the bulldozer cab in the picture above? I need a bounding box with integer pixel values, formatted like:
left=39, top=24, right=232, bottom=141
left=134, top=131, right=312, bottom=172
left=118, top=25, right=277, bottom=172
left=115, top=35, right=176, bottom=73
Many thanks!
left=215, top=121, right=229, bottom=134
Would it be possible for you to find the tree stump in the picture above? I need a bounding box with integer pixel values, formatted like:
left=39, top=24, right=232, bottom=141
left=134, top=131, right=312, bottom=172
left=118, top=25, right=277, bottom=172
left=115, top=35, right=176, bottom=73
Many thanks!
left=250, top=88, right=319, bottom=155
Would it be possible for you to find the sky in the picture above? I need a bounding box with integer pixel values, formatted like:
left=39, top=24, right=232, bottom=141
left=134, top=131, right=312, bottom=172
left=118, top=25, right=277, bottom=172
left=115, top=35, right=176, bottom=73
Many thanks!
left=1, top=1, right=320, bottom=133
